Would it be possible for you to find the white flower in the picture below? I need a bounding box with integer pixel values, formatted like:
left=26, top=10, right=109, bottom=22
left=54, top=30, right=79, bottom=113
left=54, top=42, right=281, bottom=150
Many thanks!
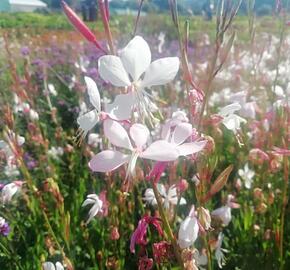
left=74, top=56, right=89, bottom=72
left=157, top=32, right=165, bottom=53
left=29, top=109, right=39, bottom=121
left=214, top=233, right=229, bottom=269
left=143, top=184, right=186, bottom=209
left=82, top=194, right=103, bottom=224
left=164, top=122, right=207, bottom=157
left=178, top=206, right=199, bottom=249
left=89, top=119, right=179, bottom=178
left=218, top=103, right=246, bottom=134
left=4, top=164, right=20, bottom=178
left=87, top=133, right=101, bottom=148
left=77, top=76, right=134, bottom=139
left=42, top=261, right=64, bottom=270
left=238, top=163, right=255, bottom=189
left=48, top=84, right=57, bottom=96
left=0, top=217, right=5, bottom=227
left=211, top=195, right=239, bottom=226
left=1, top=183, right=19, bottom=204
left=193, top=249, right=208, bottom=270
left=98, top=36, right=180, bottom=120
left=48, top=147, right=64, bottom=160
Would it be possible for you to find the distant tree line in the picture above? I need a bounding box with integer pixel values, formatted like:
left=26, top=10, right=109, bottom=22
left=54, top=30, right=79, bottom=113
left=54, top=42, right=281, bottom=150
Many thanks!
left=43, top=0, right=286, bottom=16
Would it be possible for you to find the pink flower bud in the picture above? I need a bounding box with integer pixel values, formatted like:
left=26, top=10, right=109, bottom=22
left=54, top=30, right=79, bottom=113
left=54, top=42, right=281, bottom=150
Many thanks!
left=61, top=1, right=105, bottom=53
left=249, top=148, right=269, bottom=165
left=110, top=227, right=120, bottom=240
left=176, top=178, right=188, bottom=193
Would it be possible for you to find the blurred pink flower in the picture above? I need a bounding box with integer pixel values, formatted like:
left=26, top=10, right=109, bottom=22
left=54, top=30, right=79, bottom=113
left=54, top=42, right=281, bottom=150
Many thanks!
left=130, top=215, right=163, bottom=253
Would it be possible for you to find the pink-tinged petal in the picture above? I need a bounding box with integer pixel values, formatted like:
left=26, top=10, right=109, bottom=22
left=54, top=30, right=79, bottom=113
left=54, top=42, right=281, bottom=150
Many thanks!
left=161, top=122, right=171, bottom=140
left=85, top=76, right=101, bottom=111
left=171, top=123, right=193, bottom=145
left=77, top=110, right=99, bottom=133
left=273, top=147, right=290, bottom=156
left=141, top=57, right=180, bottom=88
left=98, top=55, right=131, bottom=87
left=176, top=141, right=207, bottom=156
left=89, top=150, right=129, bottom=172
left=140, top=140, right=179, bottom=161
left=42, top=262, right=55, bottom=270
left=103, top=119, right=133, bottom=150
left=105, top=92, right=135, bottom=120
left=55, top=262, right=64, bottom=270
left=130, top=123, right=150, bottom=149
left=120, top=36, right=151, bottom=81
left=219, top=103, right=241, bottom=117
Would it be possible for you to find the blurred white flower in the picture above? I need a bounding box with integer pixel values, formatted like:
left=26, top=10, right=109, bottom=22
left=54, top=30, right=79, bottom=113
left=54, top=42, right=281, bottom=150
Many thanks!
left=143, top=184, right=186, bottom=209
left=48, top=84, right=57, bottom=96
left=29, top=109, right=39, bottom=121
left=211, top=195, right=240, bottom=226
left=193, top=249, right=208, bottom=270
left=157, top=32, right=165, bottom=53
left=74, top=56, right=89, bottom=72
left=48, top=147, right=64, bottom=160
left=4, top=164, right=19, bottom=178
left=238, top=163, right=255, bottom=189
left=178, top=206, right=199, bottom=249
left=42, top=261, right=64, bottom=270
left=218, top=103, right=246, bottom=134
left=82, top=194, right=103, bottom=224
left=87, top=133, right=101, bottom=148
left=215, top=233, right=229, bottom=269
left=1, top=183, right=19, bottom=204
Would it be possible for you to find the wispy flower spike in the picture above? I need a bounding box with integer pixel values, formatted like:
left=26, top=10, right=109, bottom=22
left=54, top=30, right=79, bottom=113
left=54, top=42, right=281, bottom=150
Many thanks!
left=61, top=1, right=106, bottom=53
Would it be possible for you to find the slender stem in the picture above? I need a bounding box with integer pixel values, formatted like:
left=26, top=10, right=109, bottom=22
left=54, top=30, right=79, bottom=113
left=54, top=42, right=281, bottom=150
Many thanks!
left=132, top=0, right=144, bottom=36
left=152, top=183, right=185, bottom=269
left=279, top=153, right=289, bottom=270
left=197, top=44, right=219, bottom=130
left=273, top=0, right=289, bottom=102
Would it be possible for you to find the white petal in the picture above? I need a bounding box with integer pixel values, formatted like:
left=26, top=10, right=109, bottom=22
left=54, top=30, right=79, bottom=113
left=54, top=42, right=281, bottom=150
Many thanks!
left=140, top=140, right=179, bottom=161
left=157, top=184, right=167, bottom=197
left=77, top=110, right=99, bottom=133
left=178, top=216, right=199, bottom=249
left=141, top=57, right=180, bottom=88
left=98, top=55, right=131, bottom=87
left=219, top=103, right=241, bottom=117
left=212, top=206, right=231, bottom=226
left=144, top=188, right=157, bottom=205
left=85, top=76, right=101, bottom=111
left=222, top=114, right=246, bottom=133
left=105, top=92, right=135, bottom=120
left=120, top=36, right=151, bottom=81
left=171, top=123, right=193, bottom=145
left=103, top=119, right=133, bottom=150
left=130, top=123, right=150, bottom=149
left=89, top=150, right=130, bottom=172
left=167, top=185, right=177, bottom=199
left=179, top=197, right=187, bottom=205
left=176, top=141, right=207, bottom=156
left=42, top=262, right=55, bottom=270
left=82, top=198, right=97, bottom=207
left=55, top=262, right=64, bottom=270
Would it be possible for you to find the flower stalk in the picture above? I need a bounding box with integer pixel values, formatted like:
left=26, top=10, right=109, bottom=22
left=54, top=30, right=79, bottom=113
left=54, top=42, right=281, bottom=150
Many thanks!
left=152, top=182, right=185, bottom=269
